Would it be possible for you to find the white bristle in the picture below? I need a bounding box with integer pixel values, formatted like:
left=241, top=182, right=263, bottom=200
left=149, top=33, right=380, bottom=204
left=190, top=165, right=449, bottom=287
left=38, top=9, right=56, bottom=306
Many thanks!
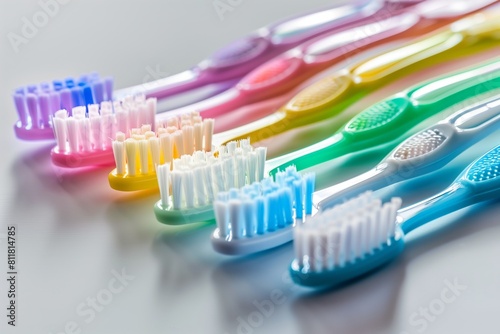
left=115, top=107, right=128, bottom=133
left=90, top=115, right=102, bottom=149
left=167, top=117, right=178, bottom=128
left=229, top=200, right=243, bottom=239
left=157, top=164, right=171, bottom=207
left=159, top=133, right=173, bottom=165
left=182, top=171, right=195, bottom=208
left=101, top=113, right=114, bottom=148
left=171, top=171, right=183, bottom=210
left=182, top=125, right=194, bottom=155
left=194, top=123, right=203, bottom=151
left=125, top=138, right=137, bottom=176
left=53, top=110, right=68, bottom=152
left=88, top=104, right=99, bottom=115
left=235, top=155, right=246, bottom=188
left=247, top=152, right=257, bottom=184
left=138, top=104, right=149, bottom=129
left=146, top=98, right=157, bottom=131
left=223, top=158, right=235, bottom=190
left=141, top=124, right=151, bottom=134
left=129, top=105, right=139, bottom=129
left=66, top=117, right=79, bottom=153
left=149, top=137, right=161, bottom=167
left=144, top=131, right=155, bottom=140
left=212, top=162, right=225, bottom=193
left=203, top=164, right=215, bottom=202
left=256, top=147, right=267, bottom=181
left=138, top=139, right=149, bottom=174
left=294, top=192, right=402, bottom=272
left=173, top=131, right=184, bottom=156
left=113, top=133, right=127, bottom=175
left=203, top=119, right=214, bottom=151
left=215, top=201, right=229, bottom=238
left=80, top=118, right=92, bottom=152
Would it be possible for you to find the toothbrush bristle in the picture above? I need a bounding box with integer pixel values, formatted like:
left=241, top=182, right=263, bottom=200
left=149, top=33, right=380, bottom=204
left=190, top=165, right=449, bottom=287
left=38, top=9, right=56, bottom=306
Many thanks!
left=13, top=73, right=113, bottom=130
left=53, top=95, right=156, bottom=155
left=393, top=129, right=447, bottom=160
left=214, top=167, right=315, bottom=240
left=158, top=140, right=267, bottom=210
left=294, top=192, right=401, bottom=273
left=346, top=99, right=404, bottom=132
left=466, top=146, right=500, bottom=182
left=112, top=112, right=215, bottom=178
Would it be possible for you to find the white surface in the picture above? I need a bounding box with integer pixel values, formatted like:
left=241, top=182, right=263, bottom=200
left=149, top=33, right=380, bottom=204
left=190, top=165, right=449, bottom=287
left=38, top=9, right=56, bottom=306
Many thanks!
left=1, top=1, right=500, bottom=334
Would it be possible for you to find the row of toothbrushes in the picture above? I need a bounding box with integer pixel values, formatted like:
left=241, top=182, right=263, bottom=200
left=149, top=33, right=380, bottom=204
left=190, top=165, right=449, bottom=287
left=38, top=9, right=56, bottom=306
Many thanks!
left=34, top=3, right=500, bottom=187
left=10, top=0, right=500, bottom=291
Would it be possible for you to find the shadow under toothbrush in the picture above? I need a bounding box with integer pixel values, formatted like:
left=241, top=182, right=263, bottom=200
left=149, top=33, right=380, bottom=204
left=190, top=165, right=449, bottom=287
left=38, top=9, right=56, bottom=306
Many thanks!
left=210, top=243, right=302, bottom=330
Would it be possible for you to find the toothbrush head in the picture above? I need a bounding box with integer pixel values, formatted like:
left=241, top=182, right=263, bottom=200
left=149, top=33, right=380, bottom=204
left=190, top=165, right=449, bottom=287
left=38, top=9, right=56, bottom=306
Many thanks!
left=290, top=192, right=404, bottom=288
left=392, top=128, right=448, bottom=160
left=343, top=97, right=411, bottom=139
left=13, top=73, right=113, bottom=141
left=153, top=140, right=267, bottom=225
left=109, top=114, right=215, bottom=192
left=284, top=74, right=352, bottom=114
left=211, top=167, right=316, bottom=255
left=51, top=96, right=156, bottom=168
left=464, top=145, right=500, bottom=183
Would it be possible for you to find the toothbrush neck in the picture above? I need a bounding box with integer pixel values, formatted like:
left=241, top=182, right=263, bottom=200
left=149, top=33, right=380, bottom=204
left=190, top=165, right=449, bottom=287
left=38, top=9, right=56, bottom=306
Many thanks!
left=399, top=182, right=471, bottom=234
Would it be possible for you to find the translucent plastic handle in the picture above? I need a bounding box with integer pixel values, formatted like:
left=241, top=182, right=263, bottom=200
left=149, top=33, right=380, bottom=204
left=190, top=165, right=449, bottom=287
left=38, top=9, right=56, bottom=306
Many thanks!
left=269, top=0, right=383, bottom=44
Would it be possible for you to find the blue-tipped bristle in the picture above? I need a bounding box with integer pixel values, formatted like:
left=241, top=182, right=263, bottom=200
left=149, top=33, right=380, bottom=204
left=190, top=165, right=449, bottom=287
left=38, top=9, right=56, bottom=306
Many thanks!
left=65, top=78, right=75, bottom=89
left=294, top=179, right=304, bottom=220
left=305, top=173, right=315, bottom=215
left=13, top=73, right=114, bottom=132
left=214, top=167, right=315, bottom=240
left=53, top=80, right=63, bottom=91
left=83, top=86, right=95, bottom=106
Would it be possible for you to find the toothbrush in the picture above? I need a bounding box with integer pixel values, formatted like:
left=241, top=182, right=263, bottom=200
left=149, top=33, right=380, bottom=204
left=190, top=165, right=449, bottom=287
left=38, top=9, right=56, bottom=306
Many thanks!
left=165, top=0, right=497, bottom=133
left=13, top=0, right=424, bottom=141
left=108, top=114, right=215, bottom=191
left=211, top=167, right=316, bottom=255
left=290, top=142, right=500, bottom=288
left=215, top=8, right=500, bottom=148
left=210, top=93, right=500, bottom=256
left=154, top=140, right=268, bottom=225
left=267, top=58, right=500, bottom=177
left=312, top=94, right=500, bottom=210
left=111, top=57, right=500, bottom=193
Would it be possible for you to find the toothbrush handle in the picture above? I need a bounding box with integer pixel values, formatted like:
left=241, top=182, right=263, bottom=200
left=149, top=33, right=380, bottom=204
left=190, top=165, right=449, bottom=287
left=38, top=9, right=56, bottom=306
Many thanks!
left=399, top=182, right=474, bottom=234
left=314, top=162, right=400, bottom=210
left=267, top=135, right=354, bottom=174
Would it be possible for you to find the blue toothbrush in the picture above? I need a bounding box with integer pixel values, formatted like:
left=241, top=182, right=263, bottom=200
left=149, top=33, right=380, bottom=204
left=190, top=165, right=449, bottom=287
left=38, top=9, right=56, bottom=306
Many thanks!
left=290, top=144, right=500, bottom=288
